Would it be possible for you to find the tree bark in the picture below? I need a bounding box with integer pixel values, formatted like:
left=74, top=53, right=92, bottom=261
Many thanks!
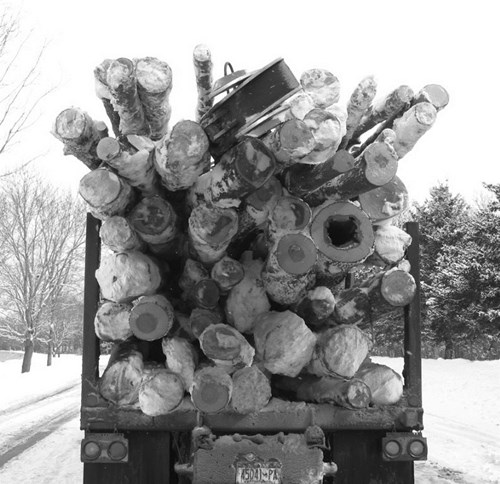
left=94, top=59, right=121, bottom=137
left=47, top=323, right=54, bottom=367
left=193, top=44, right=214, bottom=122
left=21, top=330, right=34, bottom=373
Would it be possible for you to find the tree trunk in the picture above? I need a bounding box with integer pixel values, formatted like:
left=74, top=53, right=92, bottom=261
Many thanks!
left=444, top=339, right=454, bottom=359
left=22, top=330, right=34, bottom=373
left=47, top=324, right=54, bottom=367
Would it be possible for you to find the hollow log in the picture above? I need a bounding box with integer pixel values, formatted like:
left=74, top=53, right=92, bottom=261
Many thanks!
left=139, top=368, right=185, bottom=416
left=292, top=286, right=336, bottom=328
left=188, top=204, right=239, bottom=265
left=52, top=107, right=107, bottom=170
left=282, top=149, right=355, bottom=199
left=99, top=341, right=144, bottom=406
left=225, top=253, right=271, bottom=334
left=129, top=294, right=174, bottom=341
left=203, top=137, right=276, bottom=208
left=94, top=301, right=133, bottom=342
left=307, top=131, right=398, bottom=205
left=96, top=136, right=160, bottom=196
left=129, top=195, right=178, bottom=246
left=210, top=256, right=245, bottom=293
left=189, top=308, right=223, bottom=339
left=262, top=233, right=317, bottom=305
left=358, top=175, right=409, bottom=225
left=106, top=57, right=147, bottom=135
left=94, top=59, right=121, bottom=137
left=273, top=374, right=371, bottom=409
left=253, top=310, right=316, bottom=377
left=230, top=366, right=272, bottom=414
left=100, top=215, right=145, bottom=252
left=95, top=251, right=162, bottom=303
left=135, top=56, right=172, bottom=140
left=307, top=325, right=372, bottom=378
left=310, top=200, right=375, bottom=271
left=193, top=44, right=214, bottom=122
left=191, top=366, right=233, bottom=414
left=198, top=323, right=255, bottom=373
left=392, top=102, right=437, bottom=158
left=79, top=168, right=134, bottom=220
left=412, top=84, right=449, bottom=111
left=162, top=336, right=198, bottom=390
left=300, top=68, right=340, bottom=108
left=154, top=120, right=210, bottom=191
left=354, top=361, right=403, bottom=406
left=340, top=76, right=377, bottom=149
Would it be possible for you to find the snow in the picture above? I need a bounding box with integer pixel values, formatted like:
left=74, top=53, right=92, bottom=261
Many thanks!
left=0, top=352, right=499, bottom=483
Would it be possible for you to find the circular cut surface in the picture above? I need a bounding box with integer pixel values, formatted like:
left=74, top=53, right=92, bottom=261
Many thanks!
left=234, top=138, right=275, bottom=187
left=79, top=169, right=121, bottom=207
left=381, top=270, right=416, bottom=307
left=56, top=108, right=86, bottom=139
left=276, top=233, right=317, bottom=275
left=272, top=196, right=311, bottom=231
left=135, top=57, right=172, bottom=93
left=130, top=197, right=173, bottom=235
left=129, top=301, right=173, bottom=341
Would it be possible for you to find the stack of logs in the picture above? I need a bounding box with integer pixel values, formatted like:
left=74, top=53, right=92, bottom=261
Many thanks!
left=53, top=46, right=448, bottom=417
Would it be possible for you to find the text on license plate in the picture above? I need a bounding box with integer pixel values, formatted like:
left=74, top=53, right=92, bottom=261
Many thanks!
left=236, top=464, right=282, bottom=484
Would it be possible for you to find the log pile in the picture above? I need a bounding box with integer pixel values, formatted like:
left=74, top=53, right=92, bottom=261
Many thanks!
left=54, top=47, right=447, bottom=416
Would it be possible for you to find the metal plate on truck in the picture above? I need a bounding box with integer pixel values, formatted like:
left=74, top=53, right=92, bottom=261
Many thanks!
left=235, top=453, right=282, bottom=484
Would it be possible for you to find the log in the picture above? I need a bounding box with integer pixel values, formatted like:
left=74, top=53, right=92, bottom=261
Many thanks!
left=273, top=374, right=371, bottom=409
left=95, top=251, right=162, bottom=303
left=293, top=286, right=336, bottom=328
left=79, top=168, right=134, bottom=220
left=307, top=131, right=398, bottom=205
left=262, top=233, right=317, bottom=305
left=412, top=84, right=449, bottom=111
left=189, top=308, right=223, bottom=339
left=282, top=149, right=355, bottom=199
left=135, top=56, right=173, bottom=140
left=94, top=301, right=133, bottom=342
left=310, top=201, right=374, bottom=271
left=333, top=285, right=372, bottom=326
left=262, top=119, right=315, bottom=171
left=253, top=310, right=316, bottom=377
left=52, top=107, right=107, bottom=170
left=307, top=325, right=372, bottom=378
left=284, top=90, right=316, bottom=120
left=351, top=85, right=414, bottom=141
left=162, top=335, right=198, bottom=390
left=193, top=44, right=214, bottom=122
left=392, top=102, right=437, bottom=158
left=300, top=68, right=340, bottom=108
left=154, top=120, right=211, bottom=191
left=375, top=266, right=416, bottom=308
left=358, top=175, right=409, bottom=225
left=189, top=279, right=221, bottom=309
left=99, top=341, right=144, bottom=406
left=188, top=204, right=239, bottom=265
left=129, top=294, right=174, bottom=341
left=340, top=76, right=377, bottom=149
left=268, top=196, right=312, bottom=242
left=129, top=195, right=178, bottom=246
left=94, top=59, right=121, bottom=137
left=198, top=323, right=255, bottom=372
left=210, top=256, right=245, bottom=293
left=179, top=259, right=209, bottom=294
left=96, top=136, right=160, bottom=196
left=138, top=368, right=185, bottom=416
left=100, top=215, right=145, bottom=252
left=230, top=366, right=272, bottom=414
left=191, top=366, right=233, bottom=414
left=354, top=361, right=403, bottom=405
left=106, top=57, right=147, bottom=135
left=367, top=224, right=412, bottom=267
left=225, top=253, right=271, bottom=333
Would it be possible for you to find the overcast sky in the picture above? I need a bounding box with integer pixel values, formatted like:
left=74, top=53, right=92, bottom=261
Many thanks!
left=5, top=0, right=499, bottom=203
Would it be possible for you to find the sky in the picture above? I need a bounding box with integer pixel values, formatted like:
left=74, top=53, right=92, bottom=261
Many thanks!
left=3, top=0, right=500, bottom=203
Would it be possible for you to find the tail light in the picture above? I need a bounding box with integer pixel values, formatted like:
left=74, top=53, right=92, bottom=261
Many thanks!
left=382, top=432, right=427, bottom=461
left=81, top=433, right=129, bottom=463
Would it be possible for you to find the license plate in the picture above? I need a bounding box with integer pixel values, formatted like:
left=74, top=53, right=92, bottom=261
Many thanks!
left=235, top=454, right=282, bottom=484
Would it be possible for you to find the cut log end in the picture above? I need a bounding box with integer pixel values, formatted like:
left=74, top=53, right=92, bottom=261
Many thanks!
left=79, top=169, right=121, bottom=207
left=363, top=138, right=399, bottom=187
left=414, top=84, right=449, bottom=111
left=270, top=196, right=312, bottom=233
left=135, top=57, right=172, bottom=94
left=139, top=369, right=184, bottom=416
left=191, top=367, right=233, bottom=414
left=193, top=44, right=211, bottom=63
left=55, top=108, right=88, bottom=140
left=96, top=137, right=121, bottom=161
left=129, top=295, right=174, bottom=341
left=276, top=233, right=317, bottom=275
left=191, top=279, right=220, bottom=309
left=234, top=138, right=276, bottom=187
left=129, top=196, right=176, bottom=237
left=380, top=269, right=416, bottom=307
left=210, top=256, right=245, bottom=292
left=231, top=366, right=271, bottom=414
left=300, top=68, right=340, bottom=108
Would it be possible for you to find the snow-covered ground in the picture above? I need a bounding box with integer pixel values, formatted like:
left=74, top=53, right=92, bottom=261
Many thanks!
left=0, top=352, right=499, bottom=484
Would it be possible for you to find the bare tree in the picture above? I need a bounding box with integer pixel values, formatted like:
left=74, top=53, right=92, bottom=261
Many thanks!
left=0, top=171, right=86, bottom=372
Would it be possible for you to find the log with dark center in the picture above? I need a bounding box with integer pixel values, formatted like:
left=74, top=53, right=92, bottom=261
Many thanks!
left=188, top=204, right=239, bottom=264
left=94, top=301, right=133, bottom=342
left=307, top=131, right=398, bottom=205
left=100, top=215, right=144, bottom=252
left=193, top=44, right=214, bottom=122
left=210, top=256, right=245, bottom=293
left=106, top=57, right=147, bottom=135
left=198, top=323, right=255, bottom=372
left=205, top=137, right=276, bottom=208
left=79, top=167, right=134, bottom=220
left=139, top=368, right=185, bottom=416
left=189, top=279, right=221, bottom=309
left=273, top=374, right=371, bottom=409
left=230, top=366, right=272, bottom=414
left=358, top=175, right=409, bottom=225
left=129, top=294, right=174, bottom=341
left=154, top=120, right=210, bottom=191
left=129, top=195, right=178, bottom=246
left=135, top=57, right=172, bottom=140
left=96, top=136, right=160, bottom=196
left=282, top=149, right=355, bottom=199
left=52, top=107, right=107, bottom=170
left=94, top=59, right=121, bottom=137
left=300, top=68, right=340, bottom=108
left=191, top=366, right=233, bottom=414
left=310, top=201, right=374, bottom=270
